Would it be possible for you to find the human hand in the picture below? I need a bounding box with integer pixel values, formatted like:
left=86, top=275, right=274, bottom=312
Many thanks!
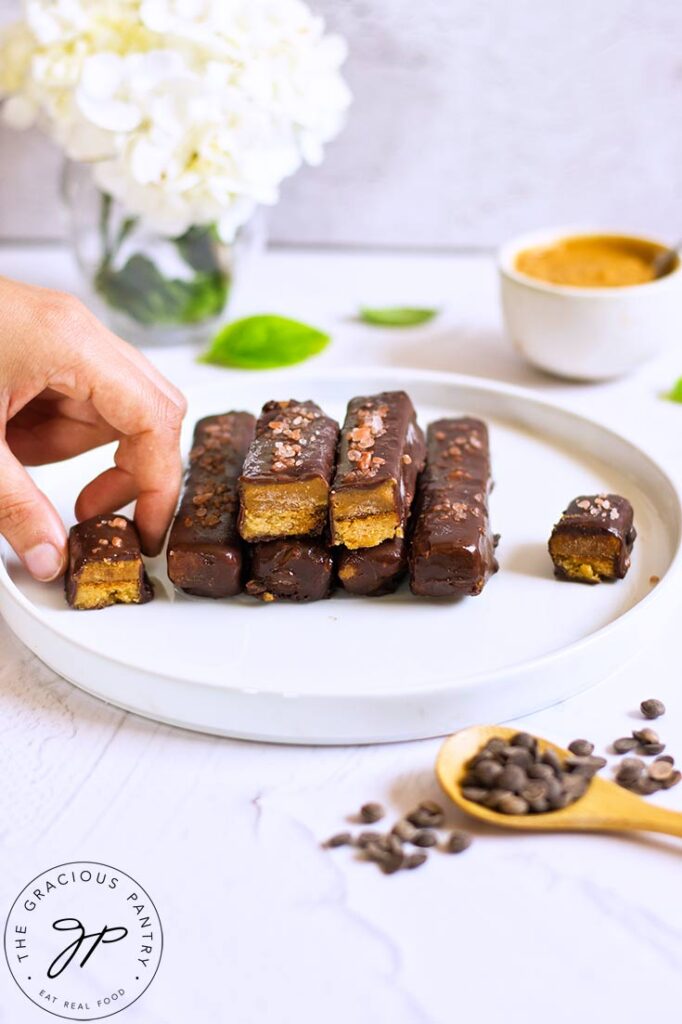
left=0, top=276, right=187, bottom=580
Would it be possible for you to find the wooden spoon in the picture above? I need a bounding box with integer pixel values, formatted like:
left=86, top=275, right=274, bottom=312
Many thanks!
left=436, top=725, right=682, bottom=838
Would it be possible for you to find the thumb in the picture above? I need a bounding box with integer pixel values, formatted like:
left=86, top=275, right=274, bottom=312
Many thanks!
left=0, top=443, right=67, bottom=581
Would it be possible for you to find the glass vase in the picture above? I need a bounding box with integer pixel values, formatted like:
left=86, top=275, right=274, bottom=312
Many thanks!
left=62, top=161, right=263, bottom=347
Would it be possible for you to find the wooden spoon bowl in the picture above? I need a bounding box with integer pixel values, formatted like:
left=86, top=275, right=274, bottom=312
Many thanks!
left=436, top=725, right=682, bottom=838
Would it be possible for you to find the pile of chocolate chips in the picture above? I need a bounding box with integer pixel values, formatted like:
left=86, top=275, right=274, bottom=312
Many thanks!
left=323, top=801, right=472, bottom=874
left=612, top=699, right=680, bottom=795
left=461, top=732, right=605, bottom=814
left=463, top=698, right=679, bottom=816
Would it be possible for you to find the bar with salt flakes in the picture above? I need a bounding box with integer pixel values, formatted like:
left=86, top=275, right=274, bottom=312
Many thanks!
left=238, top=399, right=339, bottom=542
left=330, top=391, right=423, bottom=550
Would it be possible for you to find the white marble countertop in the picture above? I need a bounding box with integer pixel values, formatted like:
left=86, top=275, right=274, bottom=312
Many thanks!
left=2, top=245, right=682, bottom=1024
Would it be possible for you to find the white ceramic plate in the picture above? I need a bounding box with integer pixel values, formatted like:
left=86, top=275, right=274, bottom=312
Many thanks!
left=1, top=368, right=680, bottom=744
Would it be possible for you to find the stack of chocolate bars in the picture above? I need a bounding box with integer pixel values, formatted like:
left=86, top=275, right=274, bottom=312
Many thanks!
left=64, top=391, right=503, bottom=607
left=239, top=399, right=339, bottom=601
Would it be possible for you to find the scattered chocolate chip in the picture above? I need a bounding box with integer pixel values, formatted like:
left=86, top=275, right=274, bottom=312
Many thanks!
left=641, top=742, right=666, bottom=756
left=661, top=770, right=682, bottom=790
left=649, top=759, right=675, bottom=782
left=634, top=776, right=661, bottom=796
left=406, top=800, right=444, bottom=828
left=355, top=830, right=382, bottom=848
left=568, top=739, right=594, bottom=757
left=616, top=757, right=645, bottom=787
left=404, top=852, right=428, bottom=870
left=613, top=737, right=638, bottom=754
left=391, top=818, right=418, bottom=843
left=324, top=832, right=352, bottom=848
left=633, top=727, right=659, bottom=745
left=359, top=802, right=385, bottom=824
left=411, top=828, right=438, bottom=848
left=640, top=699, right=666, bottom=720
left=445, top=830, right=472, bottom=853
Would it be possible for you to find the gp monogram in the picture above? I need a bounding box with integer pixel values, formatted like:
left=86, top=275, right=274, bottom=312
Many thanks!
left=4, top=862, right=163, bottom=1021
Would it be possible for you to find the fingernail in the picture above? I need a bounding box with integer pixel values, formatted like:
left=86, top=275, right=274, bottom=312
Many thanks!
left=24, top=543, right=64, bottom=582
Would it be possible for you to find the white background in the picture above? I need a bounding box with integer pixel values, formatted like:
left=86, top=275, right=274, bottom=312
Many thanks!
left=1, top=0, right=682, bottom=247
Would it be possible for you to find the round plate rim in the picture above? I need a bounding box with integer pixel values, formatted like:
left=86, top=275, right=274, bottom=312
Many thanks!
left=0, top=365, right=680, bottom=703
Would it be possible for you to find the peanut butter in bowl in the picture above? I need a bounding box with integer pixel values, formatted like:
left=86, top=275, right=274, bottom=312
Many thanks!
left=498, top=227, right=682, bottom=380
left=515, top=234, right=675, bottom=289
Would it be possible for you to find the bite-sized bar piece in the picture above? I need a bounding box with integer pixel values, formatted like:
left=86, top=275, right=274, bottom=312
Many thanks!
left=337, top=537, right=407, bottom=596
left=330, top=391, right=425, bottom=550
left=409, top=418, right=498, bottom=597
left=65, top=514, right=153, bottom=610
left=167, top=412, right=256, bottom=597
left=548, top=494, right=636, bottom=583
left=246, top=537, right=334, bottom=602
left=238, top=400, right=339, bottom=541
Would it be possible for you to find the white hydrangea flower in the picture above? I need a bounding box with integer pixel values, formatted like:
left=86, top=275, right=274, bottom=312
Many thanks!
left=0, top=0, right=350, bottom=240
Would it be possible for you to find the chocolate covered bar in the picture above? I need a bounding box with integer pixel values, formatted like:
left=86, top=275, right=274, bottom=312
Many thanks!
left=167, top=412, right=255, bottom=597
left=330, top=391, right=424, bottom=550
left=246, top=537, right=333, bottom=602
left=548, top=494, right=636, bottom=583
left=337, top=537, right=407, bottom=596
left=337, top=413, right=425, bottom=594
left=238, top=400, right=339, bottom=541
left=65, top=514, right=153, bottom=610
left=409, top=417, right=498, bottom=597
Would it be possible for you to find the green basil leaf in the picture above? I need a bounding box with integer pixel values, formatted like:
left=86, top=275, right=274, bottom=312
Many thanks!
left=200, top=315, right=330, bottom=370
left=359, top=305, right=439, bottom=327
left=665, top=377, right=682, bottom=403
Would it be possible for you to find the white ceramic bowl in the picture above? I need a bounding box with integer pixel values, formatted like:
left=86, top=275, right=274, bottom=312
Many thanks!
left=499, top=227, right=682, bottom=381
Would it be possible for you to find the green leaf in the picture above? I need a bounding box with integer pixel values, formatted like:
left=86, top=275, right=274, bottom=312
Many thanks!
left=95, top=254, right=228, bottom=326
left=175, top=224, right=222, bottom=275
left=200, top=315, right=330, bottom=370
left=359, top=305, right=439, bottom=327
left=664, top=377, right=682, bottom=403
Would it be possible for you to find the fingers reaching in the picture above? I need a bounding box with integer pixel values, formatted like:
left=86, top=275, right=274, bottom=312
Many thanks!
left=0, top=442, right=67, bottom=581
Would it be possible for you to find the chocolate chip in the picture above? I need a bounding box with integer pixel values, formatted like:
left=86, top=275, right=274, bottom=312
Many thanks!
left=445, top=830, right=472, bottom=854
left=405, top=800, right=445, bottom=828
left=355, top=830, right=382, bottom=848
left=404, top=852, right=428, bottom=870
left=616, top=757, right=645, bottom=786
left=497, top=764, right=528, bottom=793
left=359, top=802, right=385, bottom=824
left=324, top=832, right=352, bottom=848
left=510, top=732, right=537, bottom=752
left=391, top=818, right=418, bottom=843
left=411, top=829, right=438, bottom=848
left=568, top=739, right=594, bottom=757
left=641, top=743, right=666, bottom=756
left=640, top=699, right=666, bottom=720
left=634, top=776, right=661, bottom=796
left=540, top=749, right=563, bottom=775
left=613, top=737, right=638, bottom=754
left=633, top=727, right=659, bottom=745
left=461, top=786, right=489, bottom=804
left=473, top=760, right=503, bottom=787
left=649, top=759, right=675, bottom=782
left=496, top=793, right=529, bottom=815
